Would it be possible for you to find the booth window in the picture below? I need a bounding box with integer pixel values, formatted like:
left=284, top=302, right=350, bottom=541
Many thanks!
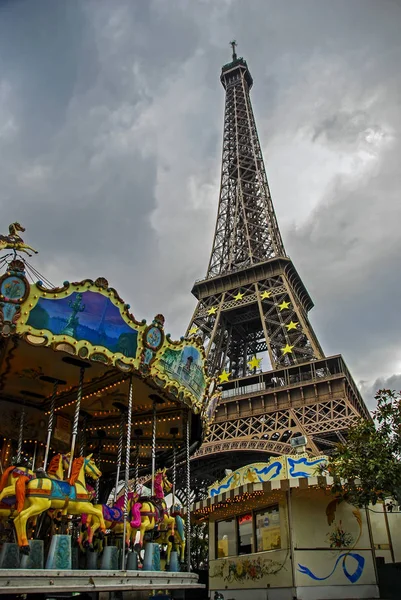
left=238, top=513, right=253, bottom=554
left=255, top=505, right=281, bottom=551
left=216, top=518, right=236, bottom=557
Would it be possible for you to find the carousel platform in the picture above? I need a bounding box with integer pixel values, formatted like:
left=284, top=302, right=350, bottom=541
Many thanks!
left=0, top=568, right=204, bottom=595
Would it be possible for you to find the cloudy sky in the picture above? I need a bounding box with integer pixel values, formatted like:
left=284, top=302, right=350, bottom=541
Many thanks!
left=0, top=0, right=400, bottom=408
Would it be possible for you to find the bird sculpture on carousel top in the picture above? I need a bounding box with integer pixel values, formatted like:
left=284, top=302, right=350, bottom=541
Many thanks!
left=0, top=222, right=38, bottom=257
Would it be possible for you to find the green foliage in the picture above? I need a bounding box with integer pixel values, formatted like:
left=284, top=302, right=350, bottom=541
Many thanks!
left=191, top=521, right=208, bottom=570
left=327, top=389, right=401, bottom=507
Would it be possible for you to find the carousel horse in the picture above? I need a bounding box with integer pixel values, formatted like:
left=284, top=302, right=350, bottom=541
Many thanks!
left=130, top=468, right=175, bottom=552
left=0, top=454, right=65, bottom=510
left=78, top=490, right=142, bottom=551
left=12, top=454, right=106, bottom=553
left=155, top=504, right=186, bottom=566
left=0, top=222, right=38, bottom=256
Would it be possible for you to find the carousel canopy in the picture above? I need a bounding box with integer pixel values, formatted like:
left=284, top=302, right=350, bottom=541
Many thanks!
left=0, top=232, right=219, bottom=479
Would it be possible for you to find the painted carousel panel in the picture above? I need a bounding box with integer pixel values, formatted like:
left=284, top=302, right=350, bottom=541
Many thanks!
left=26, top=291, right=138, bottom=358
left=156, top=344, right=207, bottom=402
left=209, top=549, right=292, bottom=590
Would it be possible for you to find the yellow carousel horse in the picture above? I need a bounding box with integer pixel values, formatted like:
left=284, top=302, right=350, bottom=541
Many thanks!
left=0, top=222, right=38, bottom=256
left=130, top=468, right=175, bottom=552
left=13, top=454, right=106, bottom=553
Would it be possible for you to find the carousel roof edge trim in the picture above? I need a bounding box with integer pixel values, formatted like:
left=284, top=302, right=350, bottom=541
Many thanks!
left=192, top=473, right=335, bottom=518
left=206, top=453, right=329, bottom=498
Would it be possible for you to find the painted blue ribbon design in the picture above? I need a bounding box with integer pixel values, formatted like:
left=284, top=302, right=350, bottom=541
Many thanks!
left=254, top=462, right=282, bottom=481
left=298, top=552, right=365, bottom=584
left=288, top=456, right=326, bottom=478
left=209, top=475, right=234, bottom=497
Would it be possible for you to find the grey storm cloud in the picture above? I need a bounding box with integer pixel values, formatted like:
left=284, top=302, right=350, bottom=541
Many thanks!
left=0, top=0, right=400, bottom=410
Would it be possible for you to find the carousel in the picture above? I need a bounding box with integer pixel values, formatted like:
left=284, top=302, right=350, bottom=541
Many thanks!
left=0, top=223, right=218, bottom=596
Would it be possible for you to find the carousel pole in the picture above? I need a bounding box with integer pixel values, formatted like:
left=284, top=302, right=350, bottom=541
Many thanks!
left=134, top=428, right=143, bottom=494
left=67, top=366, right=85, bottom=479
left=170, top=427, right=178, bottom=511
left=149, top=395, right=163, bottom=497
left=185, top=410, right=191, bottom=572
left=113, top=403, right=127, bottom=504
left=122, top=376, right=133, bottom=570
left=43, top=381, right=58, bottom=471
left=94, top=431, right=106, bottom=502
left=31, top=440, right=38, bottom=471
left=79, top=411, right=91, bottom=457
left=151, top=398, right=157, bottom=497
left=16, top=406, right=25, bottom=464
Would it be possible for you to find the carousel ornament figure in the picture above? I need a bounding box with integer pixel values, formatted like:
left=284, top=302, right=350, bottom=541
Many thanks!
left=0, top=223, right=38, bottom=257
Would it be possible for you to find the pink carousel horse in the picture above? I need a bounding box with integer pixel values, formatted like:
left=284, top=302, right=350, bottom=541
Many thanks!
left=78, top=490, right=142, bottom=551
left=130, top=468, right=175, bottom=552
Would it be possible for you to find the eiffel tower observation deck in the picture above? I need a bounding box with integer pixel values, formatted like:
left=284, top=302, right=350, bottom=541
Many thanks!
left=187, top=43, right=370, bottom=490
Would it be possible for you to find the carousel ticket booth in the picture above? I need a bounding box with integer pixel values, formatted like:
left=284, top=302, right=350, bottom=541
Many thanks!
left=0, top=226, right=218, bottom=596
left=192, top=454, right=397, bottom=600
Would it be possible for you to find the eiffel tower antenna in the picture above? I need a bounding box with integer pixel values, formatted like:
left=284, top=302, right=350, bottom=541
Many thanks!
left=187, top=47, right=370, bottom=493
left=230, top=39, right=237, bottom=60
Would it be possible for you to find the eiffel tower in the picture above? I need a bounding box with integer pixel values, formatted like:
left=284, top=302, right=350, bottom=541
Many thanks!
left=187, top=43, right=370, bottom=491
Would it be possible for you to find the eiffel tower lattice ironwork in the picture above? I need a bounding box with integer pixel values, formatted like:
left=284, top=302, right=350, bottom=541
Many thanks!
left=186, top=44, right=370, bottom=493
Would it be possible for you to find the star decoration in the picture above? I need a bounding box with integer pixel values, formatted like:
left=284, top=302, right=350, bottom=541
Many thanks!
left=285, top=321, right=298, bottom=331
left=278, top=300, right=291, bottom=311
left=218, top=369, right=231, bottom=383
left=207, top=306, right=217, bottom=315
left=260, top=290, right=271, bottom=300
left=281, top=344, right=294, bottom=355
left=248, top=355, right=262, bottom=370
left=189, top=325, right=198, bottom=335
left=234, top=291, right=244, bottom=301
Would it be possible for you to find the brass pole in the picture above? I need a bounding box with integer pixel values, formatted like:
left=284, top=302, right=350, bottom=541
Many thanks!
left=31, top=440, right=38, bottom=471
left=113, top=408, right=126, bottom=503
left=151, top=398, right=157, bottom=497
left=185, top=410, right=191, bottom=572
left=43, top=382, right=58, bottom=471
left=67, top=367, right=85, bottom=479
left=122, top=376, right=133, bottom=570
left=16, top=407, right=25, bottom=464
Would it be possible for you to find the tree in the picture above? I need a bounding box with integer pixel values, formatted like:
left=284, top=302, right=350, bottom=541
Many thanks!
left=327, top=389, right=401, bottom=507
left=191, top=521, right=208, bottom=571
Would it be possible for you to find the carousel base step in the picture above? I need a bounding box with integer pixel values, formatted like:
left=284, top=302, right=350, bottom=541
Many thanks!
left=45, top=534, right=72, bottom=569
left=0, top=542, right=20, bottom=568
left=20, top=540, right=44, bottom=569
left=0, top=569, right=204, bottom=594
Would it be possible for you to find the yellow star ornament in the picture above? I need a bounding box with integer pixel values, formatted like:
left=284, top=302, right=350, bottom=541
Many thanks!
left=260, top=290, right=271, bottom=300
left=218, top=369, right=231, bottom=383
left=285, top=321, right=298, bottom=331
left=278, top=300, right=291, bottom=311
left=248, top=355, right=262, bottom=370
left=207, top=306, right=217, bottom=315
left=281, top=344, right=294, bottom=355
left=234, top=291, right=244, bottom=301
left=189, top=325, right=198, bottom=335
